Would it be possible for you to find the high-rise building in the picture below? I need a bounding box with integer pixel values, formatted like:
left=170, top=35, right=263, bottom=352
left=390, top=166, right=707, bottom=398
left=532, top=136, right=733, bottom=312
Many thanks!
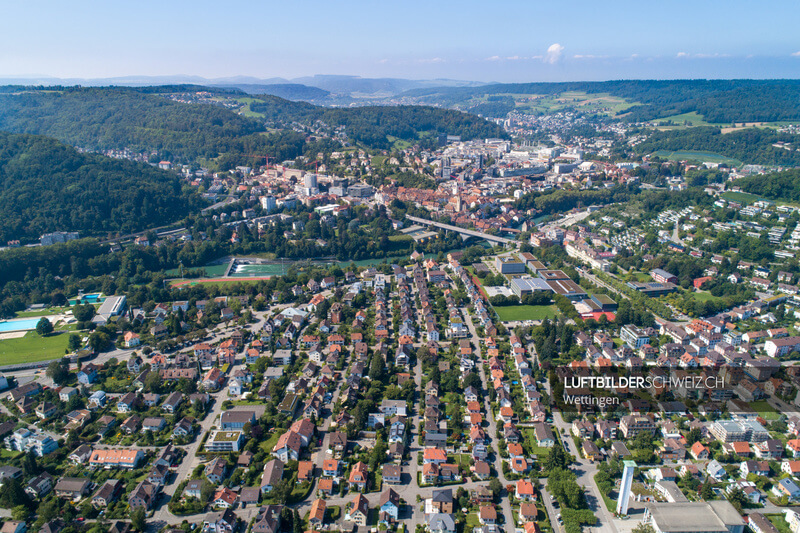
left=617, top=460, right=636, bottom=515
left=304, top=174, right=318, bottom=189
left=260, top=196, right=277, bottom=213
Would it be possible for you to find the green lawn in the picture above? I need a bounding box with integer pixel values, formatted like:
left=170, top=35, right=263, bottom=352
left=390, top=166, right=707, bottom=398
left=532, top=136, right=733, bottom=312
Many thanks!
left=15, top=307, right=70, bottom=318
left=465, top=513, right=481, bottom=531
left=0, top=330, right=72, bottom=365
left=171, top=278, right=268, bottom=288
left=766, top=514, right=792, bottom=533
left=721, top=191, right=762, bottom=205
left=653, top=150, right=742, bottom=166
left=494, top=305, right=559, bottom=322
left=656, top=112, right=714, bottom=127
left=693, top=291, right=723, bottom=303
left=523, top=429, right=556, bottom=456
left=751, top=400, right=781, bottom=420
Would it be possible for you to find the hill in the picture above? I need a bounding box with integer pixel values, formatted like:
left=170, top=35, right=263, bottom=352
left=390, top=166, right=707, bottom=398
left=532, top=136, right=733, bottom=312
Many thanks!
left=0, top=86, right=507, bottom=158
left=397, top=79, right=800, bottom=123
left=632, top=127, right=800, bottom=167
left=0, top=86, right=268, bottom=162
left=248, top=96, right=509, bottom=149
left=223, top=83, right=330, bottom=101
left=0, top=131, right=207, bottom=243
left=735, top=169, right=800, bottom=203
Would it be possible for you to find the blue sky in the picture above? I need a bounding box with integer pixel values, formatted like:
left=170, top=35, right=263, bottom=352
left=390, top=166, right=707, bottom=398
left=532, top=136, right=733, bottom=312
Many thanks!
left=3, top=0, right=800, bottom=82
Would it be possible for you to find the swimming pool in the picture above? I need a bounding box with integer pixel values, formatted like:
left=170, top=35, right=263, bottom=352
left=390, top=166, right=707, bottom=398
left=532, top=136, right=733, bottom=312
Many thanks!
left=0, top=318, right=41, bottom=332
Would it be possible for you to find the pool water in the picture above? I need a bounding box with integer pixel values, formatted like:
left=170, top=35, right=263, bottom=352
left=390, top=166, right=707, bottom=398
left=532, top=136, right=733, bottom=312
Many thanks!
left=0, top=318, right=41, bottom=332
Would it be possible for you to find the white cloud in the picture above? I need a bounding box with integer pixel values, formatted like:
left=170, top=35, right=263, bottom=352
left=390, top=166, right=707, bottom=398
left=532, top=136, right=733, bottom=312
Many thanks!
left=417, top=57, right=445, bottom=64
left=792, top=51, right=800, bottom=57
left=544, top=43, right=564, bottom=64
left=676, top=52, right=689, bottom=58
left=486, top=55, right=502, bottom=62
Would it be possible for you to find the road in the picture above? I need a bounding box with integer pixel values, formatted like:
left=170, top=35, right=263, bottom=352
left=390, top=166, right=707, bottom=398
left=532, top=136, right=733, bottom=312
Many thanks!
left=150, top=386, right=228, bottom=525
left=405, top=215, right=517, bottom=246
left=464, top=308, right=516, bottom=530
left=551, top=412, right=618, bottom=533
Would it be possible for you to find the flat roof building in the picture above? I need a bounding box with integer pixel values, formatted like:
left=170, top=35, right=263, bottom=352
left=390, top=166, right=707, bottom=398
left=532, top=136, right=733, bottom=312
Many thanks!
left=644, top=501, right=744, bottom=533
left=510, top=278, right=552, bottom=298
left=496, top=257, right=526, bottom=275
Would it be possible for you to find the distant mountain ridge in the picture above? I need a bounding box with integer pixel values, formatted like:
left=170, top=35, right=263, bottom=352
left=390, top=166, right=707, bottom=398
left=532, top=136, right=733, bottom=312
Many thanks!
left=0, top=74, right=485, bottom=100
left=395, top=79, right=800, bottom=123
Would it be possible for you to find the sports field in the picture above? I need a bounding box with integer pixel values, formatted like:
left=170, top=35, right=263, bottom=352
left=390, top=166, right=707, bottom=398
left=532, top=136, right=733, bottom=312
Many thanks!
left=171, top=277, right=271, bottom=287
left=494, top=305, right=559, bottom=322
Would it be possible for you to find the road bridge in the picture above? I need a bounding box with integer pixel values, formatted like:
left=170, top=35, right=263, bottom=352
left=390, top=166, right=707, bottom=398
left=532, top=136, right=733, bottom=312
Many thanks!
left=405, top=215, right=517, bottom=246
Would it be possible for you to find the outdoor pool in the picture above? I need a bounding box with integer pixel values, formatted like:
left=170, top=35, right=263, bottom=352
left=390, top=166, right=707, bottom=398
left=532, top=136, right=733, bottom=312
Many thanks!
left=0, top=318, right=41, bottom=332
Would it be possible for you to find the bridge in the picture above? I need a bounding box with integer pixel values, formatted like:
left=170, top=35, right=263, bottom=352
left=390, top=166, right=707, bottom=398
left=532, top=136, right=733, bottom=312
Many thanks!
left=405, top=215, right=518, bottom=246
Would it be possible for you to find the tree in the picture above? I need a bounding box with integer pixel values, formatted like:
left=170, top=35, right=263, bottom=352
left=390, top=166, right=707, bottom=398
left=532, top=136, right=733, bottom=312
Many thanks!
left=700, top=480, right=714, bottom=501
left=293, top=509, right=303, bottom=533
left=462, top=372, right=481, bottom=391
left=685, top=427, right=702, bottom=446
left=88, top=331, right=111, bottom=352
left=270, top=479, right=292, bottom=504
left=0, top=478, right=30, bottom=509
left=22, top=452, right=38, bottom=477
left=131, top=506, right=147, bottom=531
left=489, top=478, right=503, bottom=500
left=67, top=333, right=82, bottom=352
left=51, top=292, right=68, bottom=307
left=144, top=370, right=162, bottom=394
left=544, top=442, right=569, bottom=472
left=632, top=524, right=656, bottom=533
left=727, top=487, right=746, bottom=511
left=72, top=303, right=95, bottom=322
left=36, top=317, right=54, bottom=336
left=46, top=358, right=70, bottom=386
left=316, top=298, right=330, bottom=319
left=11, top=505, right=30, bottom=521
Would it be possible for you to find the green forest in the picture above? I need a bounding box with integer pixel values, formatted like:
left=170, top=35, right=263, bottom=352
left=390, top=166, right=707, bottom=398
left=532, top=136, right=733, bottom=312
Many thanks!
left=249, top=96, right=509, bottom=149
left=399, top=79, right=800, bottom=123
left=0, top=132, right=207, bottom=242
left=633, top=127, right=800, bottom=166
left=0, top=87, right=507, bottom=162
left=0, top=87, right=269, bottom=162
left=736, top=168, right=800, bottom=202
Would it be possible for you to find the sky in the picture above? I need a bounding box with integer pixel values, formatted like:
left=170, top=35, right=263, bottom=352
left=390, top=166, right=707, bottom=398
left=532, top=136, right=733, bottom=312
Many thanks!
left=2, top=0, right=800, bottom=83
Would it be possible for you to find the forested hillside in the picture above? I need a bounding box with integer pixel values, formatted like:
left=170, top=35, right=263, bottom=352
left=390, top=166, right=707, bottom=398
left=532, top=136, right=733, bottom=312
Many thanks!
left=633, top=127, right=800, bottom=166
left=0, top=87, right=299, bottom=164
left=0, top=86, right=508, bottom=158
left=0, top=131, right=207, bottom=242
left=398, top=79, right=800, bottom=123
left=249, top=96, right=509, bottom=149
left=735, top=169, right=800, bottom=202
